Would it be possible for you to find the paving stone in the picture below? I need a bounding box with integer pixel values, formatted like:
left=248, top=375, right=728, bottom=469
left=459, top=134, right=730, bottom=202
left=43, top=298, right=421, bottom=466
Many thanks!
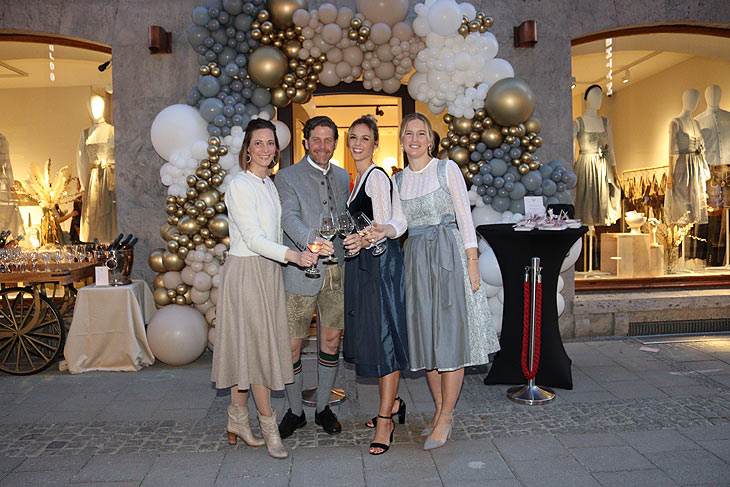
left=556, top=432, right=626, bottom=449
left=508, top=456, right=600, bottom=487
left=214, top=474, right=290, bottom=487
left=290, top=446, right=364, bottom=487
left=569, top=445, right=654, bottom=472
left=591, top=468, right=679, bottom=486
left=581, top=366, right=640, bottom=383
left=140, top=465, right=220, bottom=487
left=0, top=470, right=73, bottom=486
left=0, top=456, right=23, bottom=473
left=14, top=453, right=91, bottom=472
left=430, top=440, right=514, bottom=482
left=644, top=449, right=730, bottom=485
left=494, top=434, right=570, bottom=461
left=618, top=429, right=701, bottom=453
left=696, top=438, right=730, bottom=463
left=72, top=453, right=155, bottom=483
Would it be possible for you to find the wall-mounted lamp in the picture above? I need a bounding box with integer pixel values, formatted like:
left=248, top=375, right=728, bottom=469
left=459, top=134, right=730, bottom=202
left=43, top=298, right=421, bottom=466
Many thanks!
left=622, top=69, right=630, bottom=84
left=570, top=76, right=576, bottom=89
left=98, top=60, right=112, bottom=72
left=375, top=105, right=384, bottom=117
left=149, top=26, right=172, bottom=54
left=514, top=20, right=537, bottom=48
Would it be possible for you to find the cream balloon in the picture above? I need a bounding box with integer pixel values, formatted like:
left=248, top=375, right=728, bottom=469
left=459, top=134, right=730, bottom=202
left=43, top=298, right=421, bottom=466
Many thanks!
left=292, top=8, right=310, bottom=27
left=557, top=292, right=565, bottom=317
left=150, top=105, right=208, bottom=162
left=195, top=300, right=214, bottom=315
left=209, top=287, right=219, bottom=306
left=193, top=271, right=213, bottom=291
left=162, top=271, right=183, bottom=289
left=557, top=275, right=565, bottom=293
left=335, top=7, right=355, bottom=28
left=181, top=266, right=196, bottom=285
left=488, top=294, right=503, bottom=317
left=318, top=62, right=340, bottom=86
left=560, top=238, right=583, bottom=272
left=146, top=305, right=208, bottom=366
left=318, top=3, right=338, bottom=24
left=369, top=23, right=391, bottom=44
left=391, top=22, right=412, bottom=41
left=205, top=306, right=216, bottom=325
left=492, top=313, right=503, bottom=335
left=190, top=288, right=210, bottom=305
left=321, top=23, right=342, bottom=45
left=342, top=46, right=363, bottom=66
left=356, top=0, right=409, bottom=26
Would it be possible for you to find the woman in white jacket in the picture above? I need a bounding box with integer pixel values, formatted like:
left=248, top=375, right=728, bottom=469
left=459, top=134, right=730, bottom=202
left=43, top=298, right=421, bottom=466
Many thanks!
left=211, top=119, right=318, bottom=459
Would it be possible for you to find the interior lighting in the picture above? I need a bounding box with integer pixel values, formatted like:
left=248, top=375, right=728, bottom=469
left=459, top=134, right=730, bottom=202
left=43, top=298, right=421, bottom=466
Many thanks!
left=570, top=76, right=576, bottom=89
left=622, top=69, right=630, bottom=84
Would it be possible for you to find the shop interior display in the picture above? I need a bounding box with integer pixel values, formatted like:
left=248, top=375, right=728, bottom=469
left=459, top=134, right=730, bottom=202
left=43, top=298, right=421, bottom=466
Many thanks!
left=0, top=134, right=25, bottom=239
left=77, top=94, right=117, bottom=244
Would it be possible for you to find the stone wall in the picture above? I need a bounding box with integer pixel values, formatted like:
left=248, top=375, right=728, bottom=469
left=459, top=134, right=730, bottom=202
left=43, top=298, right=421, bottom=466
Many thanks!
left=1, top=0, right=728, bottom=334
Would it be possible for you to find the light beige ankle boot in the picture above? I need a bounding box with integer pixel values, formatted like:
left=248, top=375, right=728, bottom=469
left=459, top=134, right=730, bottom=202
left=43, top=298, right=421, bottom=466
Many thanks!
left=227, top=404, right=265, bottom=447
left=258, top=411, right=288, bottom=459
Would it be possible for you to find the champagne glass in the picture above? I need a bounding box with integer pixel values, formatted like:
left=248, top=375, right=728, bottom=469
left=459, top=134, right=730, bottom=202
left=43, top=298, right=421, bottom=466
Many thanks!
left=319, top=213, right=337, bottom=263
left=305, top=228, right=322, bottom=278
left=352, top=212, right=386, bottom=257
left=337, top=211, right=358, bottom=258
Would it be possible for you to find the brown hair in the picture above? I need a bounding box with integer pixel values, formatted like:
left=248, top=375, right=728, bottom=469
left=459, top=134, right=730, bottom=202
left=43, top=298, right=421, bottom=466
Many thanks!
left=347, top=114, right=380, bottom=145
left=239, top=118, right=280, bottom=170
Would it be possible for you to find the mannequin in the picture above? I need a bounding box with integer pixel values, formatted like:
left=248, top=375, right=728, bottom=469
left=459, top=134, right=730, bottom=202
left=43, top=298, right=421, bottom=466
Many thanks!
left=695, top=85, right=730, bottom=267
left=77, top=94, right=117, bottom=243
left=665, top=89, right=709, bottom=225
left=0, top=134, right=25, bottom=237
left=573, top=84, right=621, bottom=271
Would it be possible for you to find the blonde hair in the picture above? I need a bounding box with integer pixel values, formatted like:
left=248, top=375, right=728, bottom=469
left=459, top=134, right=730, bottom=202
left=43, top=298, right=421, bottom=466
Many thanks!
left=399, top=112, right=435, bottom=150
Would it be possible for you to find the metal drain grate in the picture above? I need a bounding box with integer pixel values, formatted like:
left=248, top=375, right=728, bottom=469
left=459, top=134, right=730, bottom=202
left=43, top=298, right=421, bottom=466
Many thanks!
left=629, top=318, right=730, bottom=336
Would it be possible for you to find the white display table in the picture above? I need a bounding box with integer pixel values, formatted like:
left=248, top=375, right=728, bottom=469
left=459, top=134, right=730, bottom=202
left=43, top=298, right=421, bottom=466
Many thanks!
left=64, top=280, right=155, bottom=373
left=600, top=232, right=663, bottom=277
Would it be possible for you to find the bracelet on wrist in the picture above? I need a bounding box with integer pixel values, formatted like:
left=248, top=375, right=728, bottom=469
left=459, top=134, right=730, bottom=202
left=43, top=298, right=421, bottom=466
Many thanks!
left=467, top=257, right=478, bottom=262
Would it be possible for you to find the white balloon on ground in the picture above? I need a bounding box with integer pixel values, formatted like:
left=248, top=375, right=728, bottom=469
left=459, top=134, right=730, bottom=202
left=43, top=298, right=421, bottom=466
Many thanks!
left=556, top=292, right=565, bottom=317
left=488, top=294, right=503, bottom=317
left=497, top=287, right=504, bottom=304
left=560, top=238, right=583, bottom=272
left=150, top=105, right=208, bottom=161
left=478, top=244, right=502, bottom=287
left=146, top=305, right=208, bottom=366
left=483, top=282, right=500, bottom=298
left=557, top=275, right=565, bottom=292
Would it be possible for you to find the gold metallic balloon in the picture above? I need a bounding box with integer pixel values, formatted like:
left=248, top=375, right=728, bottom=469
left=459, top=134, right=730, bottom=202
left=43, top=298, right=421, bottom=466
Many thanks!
left=449, top=146, right=470, bottom=166
left=210, top=66, right=221, bottom=77
left=468, top=162, right=479, bottom=174
left=261, top=21, right=274, bottom=34
left=441, top=138, right=452, bottom=149
left=358, top=26, right=370, bottom=38
left=357, top=35, right=368, bottom=44
left=187, top=241, right=196, bottom=249
left=469, top=21, right=480, bottom=32
left=214, top=202, right=227, bottom=213
left=199, top=65, right=210, bottom=76
left=165, top=195, right=176, bottom=205
left=284, top=40, right=301, bottom=59
left=443, top=113, right=454, bottom=124
left=165, top=204, right=177, bottom=216
left=481, top=127, right=502, bottom=148
left=483, top=117, right=493, bottom=128
left=168, top=216, right=179, bottom=226
left=453, top=117, right=473, bottom=135
left=469, top=132, right=481, bottom=143
left=148, top=248, right=166, bottom=273
left=528, top=161, right=540, bottom=171
left=271, top=87, right=290, bottom=107
left=177, top=246, right=189, bottom=258
left=217, top=146, right=228, bottom=156
left=521, top=136, right=531, bottom=146
left=221, top=236, right=230, bottom=248
left=350, top=17, right=362, bottom=29
left=521, top=152, right=532, bottom=163
left=266, top=0, right=306, bottom=27
left=173, top=295, right=186, bottom=306
left=464, top=171, right=474, bottom=184
left=458, top=25, right=468, bottom=36
left=208, top=214, right=229, bottom=238
left=166, top=289, right=177, bottom=299
left=194, top=200, right=206, bottom=210
left=474, top=109, right=485, bottom=121
left=518, top=163, right=530, bottom=175
left=211, top=174, right=224, bottom=186
left=476, top=11, right=486, bottom=20
left=178, top=216, right=200, bottom=236
left=501, top=127, right=510, bottom=135
left=162, top=250, right=185, bottom=272
left=257, top=9, right=270, bottom=22
left=207, top=62, right=218, bottom=69
left=248, top=46, right=289, bottom=89
left=176, top=284, right=189, bottom=296
left=524, top=117, right=541, bottom=134
left=450, top=134, right=459, bottom=144
left=527, top=144, right=537, bottom=153
left=200, top=228, right=211, bottom=239
left=485, top=78, right=536, bottom=126
left=348, top=29, right=359, bottom=41
left=203, top=238, right=216, bottom=249
left=178, top=235, right=190, bottom=246
left=186, top=188, right=199, bottom=200
left=437, top=149, right=449, bottom=160
left=154, top=287, right=172, bottom=307
left=294, top=79, right=306, bottom=89
left=505, top=135, right=515, bottom=144
left=458, top=135, right=469, bottom=147
left=512, top=159, right=521, bottom=167
left=200, top=169, right=212, bottom=180
left=460, top=165, right=470, bottom=177
left=186, top=175, right=197, bottom=187
left=532, top=136, right=543, bottom=147
left=208, top=154, right=219, bottom=163
left=508, top=126, right=519, bottom=136
left=167, top=240, right=179, bottom=253
left=468, top=143, right=477, bottom=153
left=472, top=120, right=483, bottom=132
left=160, top=223, right=174, bottom=241
left=479, top=24, right=488, bottom=33
left=187, top=207, right=200, bottom=218
left=153, top=273, right=165, bottom=290
left=291, top=88, right=309, bottom=103
left=192, top=235, right=204, bottom=245
left=485, top=16, right=494, bottom=27
left=196, top=181, right=209, bottom=192
left=516, top=123, right=527, bottom=137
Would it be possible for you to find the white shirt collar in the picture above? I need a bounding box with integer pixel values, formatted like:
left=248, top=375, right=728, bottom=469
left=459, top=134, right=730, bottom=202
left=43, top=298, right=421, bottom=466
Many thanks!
left=406, top=157, right=437, bottom=174
left=307, top=155, right=330, bottom=175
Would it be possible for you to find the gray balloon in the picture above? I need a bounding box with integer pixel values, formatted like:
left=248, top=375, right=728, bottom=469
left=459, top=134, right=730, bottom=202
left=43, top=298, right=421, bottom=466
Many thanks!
left=234, top=103, right=246, bottom=114
left=470, top=151, right=480, bottom=162
left=198, top=75, right=221, bottom=98
left=472, top=174, right=483, bottom=186
left=192, top=6, right=210, bottom=26
left=223, top=0, right=243, bottom=14
left=491, top=196, right=511, bottom=213
left=214, top=114, right=227, bottom=127
left=539, top=164, right=553, bottom=179
left=548, top=160, right=563, bottom=169
left=251, top=87, right=271, bottom=107
left=259, top=104, right=276, bottom=120
left=222, top=105, right=235, bottom=117
left=218, top=47, right=238, bottom=67
left=482, top=174, right=493, bottom=185
left=486, top=186, right=497, bottom=197
left=482, top=194, right=492, bottom=205
left=217, top=73, right=233, bottom=86
left=541, top=179, right=557, bottom=196
left=188, top=25, right=210, bottom=47
left=533, top=187, right=543, bottom=196
left=556, top=181, right=567, bottom=192
left=564, top=172, right=578, bottom=189
left=509, top=198, right=525, bottom=214
left=507, top=166, right=521, bottom=180
left=493, top=176, right=504, bottom=189
left=476, top=142, right=486, bottom=153
left=200, top=97, right=225, bottom=122
left=245, top=103, right=258, bottom=116
left=497, top=188, right=509, bottom=198
left=504, top=181, right=514, bottom=192
left=213, top=28, right=228, bottom=44
left=208, top=124, right=222, bottom=136
left=522, top=171, right=543, bottom=191
left=556, top=190, right=572, bottom=204
left=225, top=62, right=239, bottom=77
left=490, top=158, right=508, bottom=177
left=483, top=149, right=493, bottom=160
left=480, top=164, right=491, bottom=175
left=546, top=196, right=559, bottom=205
left=509, top=148, right=522, bottom=159
left=504, top=172, right=515, bottom=183
left=234, top=14, right=253, bottom=31
left=509, top=181, right=526, bottom=200
left=476, top=184, right=487, bottom=196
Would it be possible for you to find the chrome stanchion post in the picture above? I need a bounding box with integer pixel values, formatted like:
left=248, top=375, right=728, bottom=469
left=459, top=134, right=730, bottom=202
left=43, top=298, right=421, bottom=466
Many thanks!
left=507, top=256, right=556, bottom=405
left=301, top=305, right=346, bottom=407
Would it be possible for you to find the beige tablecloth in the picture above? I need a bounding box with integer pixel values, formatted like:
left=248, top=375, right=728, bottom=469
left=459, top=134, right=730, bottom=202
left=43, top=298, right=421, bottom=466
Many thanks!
left=64, top=280, right=156, bottom=373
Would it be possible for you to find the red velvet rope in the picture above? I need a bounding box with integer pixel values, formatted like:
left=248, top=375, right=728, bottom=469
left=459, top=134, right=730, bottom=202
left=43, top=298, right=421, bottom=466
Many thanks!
left=520, top=279, right=543, bottom=381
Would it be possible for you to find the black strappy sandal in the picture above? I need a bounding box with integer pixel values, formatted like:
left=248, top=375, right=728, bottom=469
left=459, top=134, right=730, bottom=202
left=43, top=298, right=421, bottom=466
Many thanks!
left=366, top=397, right=406, bottom=428
left=369, top=415, right=394, bottom=455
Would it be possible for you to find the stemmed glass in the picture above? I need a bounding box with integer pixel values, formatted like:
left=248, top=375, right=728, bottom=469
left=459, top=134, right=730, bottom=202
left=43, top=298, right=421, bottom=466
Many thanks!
left=319, top=213, right=337, bottom=263
left=337, top=211, right=358, bottom=258
left=304, top=228, right=322, bottom=278
left=352, top=212, right=386, bottom=256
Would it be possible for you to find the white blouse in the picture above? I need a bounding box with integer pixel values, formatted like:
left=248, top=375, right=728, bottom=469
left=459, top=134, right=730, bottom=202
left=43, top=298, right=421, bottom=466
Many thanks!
left=398, top=158, right=478, bottom=249
left=347, top=164, right=407, bottom=238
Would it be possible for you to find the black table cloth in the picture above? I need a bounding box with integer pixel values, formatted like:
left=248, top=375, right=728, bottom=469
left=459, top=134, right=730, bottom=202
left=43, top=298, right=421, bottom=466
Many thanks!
left=477, top=223, right=587, bottom=389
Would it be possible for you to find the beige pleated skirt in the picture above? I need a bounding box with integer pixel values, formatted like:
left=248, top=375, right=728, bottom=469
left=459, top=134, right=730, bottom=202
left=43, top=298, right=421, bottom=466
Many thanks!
left=211, top=255, right=293, bottom=391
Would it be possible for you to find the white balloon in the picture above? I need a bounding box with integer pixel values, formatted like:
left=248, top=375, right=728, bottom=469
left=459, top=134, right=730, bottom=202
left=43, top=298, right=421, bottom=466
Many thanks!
left=150, top=105, right=208, bottom=162
left=478, top=244, right=502, bottom=287
left=472, top=205, right=504, bottom=226
left=560, top=238, right=583, bottom=272
left=557, top=275, right=565, bottom=292
left=488, top=294, right=503, bottom=316
left=219, top=153, right=235, bottom=170
left=190, top=288, right=210, bottom=305
left=459, top=2, right=477, bottom=20
left=483, top=282, right=500, bottom=298
left=191, top=140, right=209, bottom=160
left=191, top=262, right=204, bottom=272
left=146, top=305, right=207, bottom=366
left=162, top=271, right=182, bottom=289
left=427, top=0, right=462, bottom=37
left=492, top=313, right=503, bottom=335
left=557, top=292, right=565, bottom=317
left=181, top=266, right=196, bottom=286
left=195, top=300, right=214, bottom=315
left=205, top=306, right=216, bottom=325
left=497, top=287, right=504, bottom=304
left=483, top=58, right=514, bottom=85
left=209, top=287, right=218, bottom=306
left=271, top=120, right=291, bottom=150
left=193, top=272, right=212, bottom=291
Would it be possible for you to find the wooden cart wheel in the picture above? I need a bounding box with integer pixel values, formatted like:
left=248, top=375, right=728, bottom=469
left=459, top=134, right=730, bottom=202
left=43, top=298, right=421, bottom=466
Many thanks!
left=0, top=286, right=65, bottom=375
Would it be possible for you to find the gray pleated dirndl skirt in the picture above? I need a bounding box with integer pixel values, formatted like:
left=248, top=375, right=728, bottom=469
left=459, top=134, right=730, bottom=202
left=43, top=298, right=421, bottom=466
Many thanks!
left=211, top=255, right=293, bottom=391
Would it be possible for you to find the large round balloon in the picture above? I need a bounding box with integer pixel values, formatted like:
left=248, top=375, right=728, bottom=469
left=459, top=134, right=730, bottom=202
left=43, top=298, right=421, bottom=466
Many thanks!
left=560, top=238, right=583, bottom=272
left=147, top=305, right=208, bottom=366
left=271, top=120, right=291, bottom=150
left=485, top=78, right=536, bottom=127
left=478, top=244, right=502, bottom=287
left=150, top=105, right=208, bottom=161
left=267, top=0, right=307, bottom=29
left=248, top=46, right=289, bottom=89
left=356, top=0, right=409, bottom=27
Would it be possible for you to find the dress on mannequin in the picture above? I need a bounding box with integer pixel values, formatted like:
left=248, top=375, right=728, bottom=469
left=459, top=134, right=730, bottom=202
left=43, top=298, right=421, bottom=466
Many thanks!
left=0, top=134, right=25, bottom=237
left=77, top=95, right=117, bottom=243
left=695, top=85, right=730, bottom=209
left=665, top=117, right=709, bottom=225
left=573, top=116, right=621, bottom=226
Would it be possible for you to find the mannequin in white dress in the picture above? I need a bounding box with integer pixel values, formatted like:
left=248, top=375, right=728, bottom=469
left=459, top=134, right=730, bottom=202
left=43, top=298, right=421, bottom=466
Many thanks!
left=573, top=85, right=621, bottom=271
left=695, top=85, right=730, bottom=266
left=77, top=94, right=117, bottom=243
left=0, top=134, right=24, bottom=237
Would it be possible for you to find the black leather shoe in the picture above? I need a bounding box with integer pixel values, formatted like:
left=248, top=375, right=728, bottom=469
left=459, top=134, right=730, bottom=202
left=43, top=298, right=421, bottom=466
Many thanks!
left=278, top=408, right=306, bottom=439
left=314, top=406, right=342, bottom=434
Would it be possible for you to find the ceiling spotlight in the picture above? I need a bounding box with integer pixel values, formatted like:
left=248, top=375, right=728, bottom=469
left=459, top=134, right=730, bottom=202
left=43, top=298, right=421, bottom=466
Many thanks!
left=375, top=105, right=384, bottom=117
left=622, top=69, right=630, bottom=84
left=98, top=60, right=112, bottom=72
left=570, top=76, right=576, bottom=89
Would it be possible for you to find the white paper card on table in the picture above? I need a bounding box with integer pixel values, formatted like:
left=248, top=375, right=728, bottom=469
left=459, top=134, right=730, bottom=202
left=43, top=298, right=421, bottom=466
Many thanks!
left=523, top=196, right=545, bottom=217
left=95, top=266, right=109, bottom=286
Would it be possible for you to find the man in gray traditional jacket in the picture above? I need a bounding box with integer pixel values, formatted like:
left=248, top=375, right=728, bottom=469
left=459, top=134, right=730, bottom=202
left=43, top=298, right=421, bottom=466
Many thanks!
left=274, top=116, right=350, bottom=437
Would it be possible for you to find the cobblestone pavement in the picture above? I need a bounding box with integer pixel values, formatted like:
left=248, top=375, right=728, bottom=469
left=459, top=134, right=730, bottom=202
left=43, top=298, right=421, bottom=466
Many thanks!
left=1, top=336, right=729, bottom=486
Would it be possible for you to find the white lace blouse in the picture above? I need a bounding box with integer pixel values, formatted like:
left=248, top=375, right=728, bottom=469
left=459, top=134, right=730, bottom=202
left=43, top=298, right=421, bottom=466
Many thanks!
left=398, top=158, right=478, bottom=249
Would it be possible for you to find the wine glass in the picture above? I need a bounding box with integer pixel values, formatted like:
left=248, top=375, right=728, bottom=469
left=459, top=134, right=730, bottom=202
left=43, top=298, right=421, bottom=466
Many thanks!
left=319, top=213, right=337, bottom=263
left=352, top=212, right=386, bottom=256
left=304, top=228, right=322, bottom=278
left=337, top=211, right=358, bottom=258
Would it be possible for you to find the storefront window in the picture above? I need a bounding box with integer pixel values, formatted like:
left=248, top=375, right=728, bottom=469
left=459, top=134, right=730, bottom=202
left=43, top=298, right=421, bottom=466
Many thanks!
left=571, top=30, right=730, bottom=287
left=0, top=34, right=114, bottom=246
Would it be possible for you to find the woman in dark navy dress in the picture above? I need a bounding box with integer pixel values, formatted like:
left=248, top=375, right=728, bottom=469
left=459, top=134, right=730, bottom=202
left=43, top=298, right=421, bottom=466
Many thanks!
left=342, top=115, right=409, bottom=455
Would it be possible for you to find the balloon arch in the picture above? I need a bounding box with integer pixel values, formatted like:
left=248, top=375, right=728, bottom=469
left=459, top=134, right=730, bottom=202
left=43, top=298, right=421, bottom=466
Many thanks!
left=148, top=0, right=579, bottom=354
